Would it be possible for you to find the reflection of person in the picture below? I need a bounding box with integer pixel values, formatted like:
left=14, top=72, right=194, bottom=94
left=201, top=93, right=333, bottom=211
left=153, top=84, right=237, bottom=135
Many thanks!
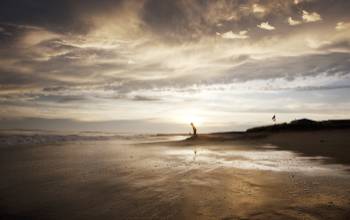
left=190, top=122, right=197, bottom=136
left=193, top=148, right=197, bottom=161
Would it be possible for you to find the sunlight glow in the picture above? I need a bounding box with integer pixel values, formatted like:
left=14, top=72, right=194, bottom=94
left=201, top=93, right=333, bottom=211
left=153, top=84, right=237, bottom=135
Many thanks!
left=182, top=113, right=204, bottom=126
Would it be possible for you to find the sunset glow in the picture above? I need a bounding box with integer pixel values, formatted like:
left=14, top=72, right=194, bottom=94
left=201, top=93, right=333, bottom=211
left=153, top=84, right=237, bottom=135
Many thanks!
left=0, top=0, right=349, bottom=132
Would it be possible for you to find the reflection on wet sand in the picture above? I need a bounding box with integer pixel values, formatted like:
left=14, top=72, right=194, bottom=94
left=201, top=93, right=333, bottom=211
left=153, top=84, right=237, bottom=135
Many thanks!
left=164, top=146, right=349, bottom=175
left=0, top=135, right=350, bottom=219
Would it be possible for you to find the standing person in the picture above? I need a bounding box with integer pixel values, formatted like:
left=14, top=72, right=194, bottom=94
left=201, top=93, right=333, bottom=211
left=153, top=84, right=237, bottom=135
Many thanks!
left=272, top=114, right=276, bottom=123
left=190, top=122, right=197, bottom=136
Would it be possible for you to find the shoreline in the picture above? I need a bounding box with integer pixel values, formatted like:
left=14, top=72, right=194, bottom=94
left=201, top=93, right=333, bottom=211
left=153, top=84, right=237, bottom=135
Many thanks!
left=180, top=128, right=350, bottom=165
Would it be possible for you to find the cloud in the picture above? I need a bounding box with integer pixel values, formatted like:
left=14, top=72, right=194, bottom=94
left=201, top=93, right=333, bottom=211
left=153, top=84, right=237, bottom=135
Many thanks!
left=218, top=30, right=249, bottom=39
left=0, top=70, right=41, bottom=87
left=252, top=4, right=265, bottom=14
left=257, top=22, right=275, bottom=30
left=293, top=0, right=317, bottom=4
left=335, top=22, right=350, bottom=31
left=132, top=95, right=160, bottom=101
left=319, top=40, right=350, bottom=52
left=0, top=0, right=126, bottom=34
left=306, top=38, right=331, bottom=49
left=221, top=52, right=350, bottom=83
left=294, top=84, right=350, bottom=91
left=1, top=0, right=350, bottom=131
left=288, top=17, right=302, bottom=26
left=35, top=94, right=90, bottom=103
left=302, top=10, right=322, bottom=23
left=21, top=29, right=61, bottom=46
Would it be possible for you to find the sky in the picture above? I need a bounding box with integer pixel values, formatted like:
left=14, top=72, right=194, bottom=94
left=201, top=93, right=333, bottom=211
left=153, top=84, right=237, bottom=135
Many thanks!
left=0, top=0, right=350, bottom=133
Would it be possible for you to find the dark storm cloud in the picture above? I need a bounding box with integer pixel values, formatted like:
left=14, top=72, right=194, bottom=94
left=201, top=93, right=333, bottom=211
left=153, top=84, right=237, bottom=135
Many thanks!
left=42, top=86, right=68, bottom=92
left=0, top=0, right=349, bottom=42
left=139, top=0, right=350, bottom=42
left=141, top=0, right=209, bottom=42
left=0, top=0, right=125, bottom=34
left=0, top=70, right=37, bottom=86
left=141, top=0, right=248, bottom=41
left=34, top=95, right=90, bottom=104
left=132, top=95, right=161, bottom=101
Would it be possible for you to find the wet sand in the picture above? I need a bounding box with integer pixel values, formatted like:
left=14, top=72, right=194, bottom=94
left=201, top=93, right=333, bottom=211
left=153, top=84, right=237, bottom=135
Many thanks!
left=1, top=134, right=350, bottom=219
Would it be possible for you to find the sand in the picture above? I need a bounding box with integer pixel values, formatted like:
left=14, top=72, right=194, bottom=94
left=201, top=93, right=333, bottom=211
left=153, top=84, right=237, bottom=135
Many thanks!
left=0, top=131, right=350, bottom=219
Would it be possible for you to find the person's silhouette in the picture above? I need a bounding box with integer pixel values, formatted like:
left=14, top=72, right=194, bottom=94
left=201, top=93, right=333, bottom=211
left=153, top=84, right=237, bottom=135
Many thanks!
left=272, top=114, right=276, bottom=123
left=190, top=122, right=197, bottom=136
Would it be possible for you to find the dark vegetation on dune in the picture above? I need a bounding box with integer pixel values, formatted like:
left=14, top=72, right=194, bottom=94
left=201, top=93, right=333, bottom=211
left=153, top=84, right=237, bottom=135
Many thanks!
left=246, top=118, right=350, bottom=132
left=187, top=119, right=350, bottom=165
left=245, top=118, right=350, bottom=132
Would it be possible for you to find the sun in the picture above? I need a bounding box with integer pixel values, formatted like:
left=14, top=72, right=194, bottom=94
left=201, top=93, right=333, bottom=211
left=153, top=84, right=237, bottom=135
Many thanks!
left=183, top=113, right=203, bottom=126
left=171, top=108, right=205, bottom=126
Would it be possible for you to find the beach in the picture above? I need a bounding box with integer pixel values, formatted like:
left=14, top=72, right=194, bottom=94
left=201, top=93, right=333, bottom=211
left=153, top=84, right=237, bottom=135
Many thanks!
left=1, top=131, right=350, bottom=219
